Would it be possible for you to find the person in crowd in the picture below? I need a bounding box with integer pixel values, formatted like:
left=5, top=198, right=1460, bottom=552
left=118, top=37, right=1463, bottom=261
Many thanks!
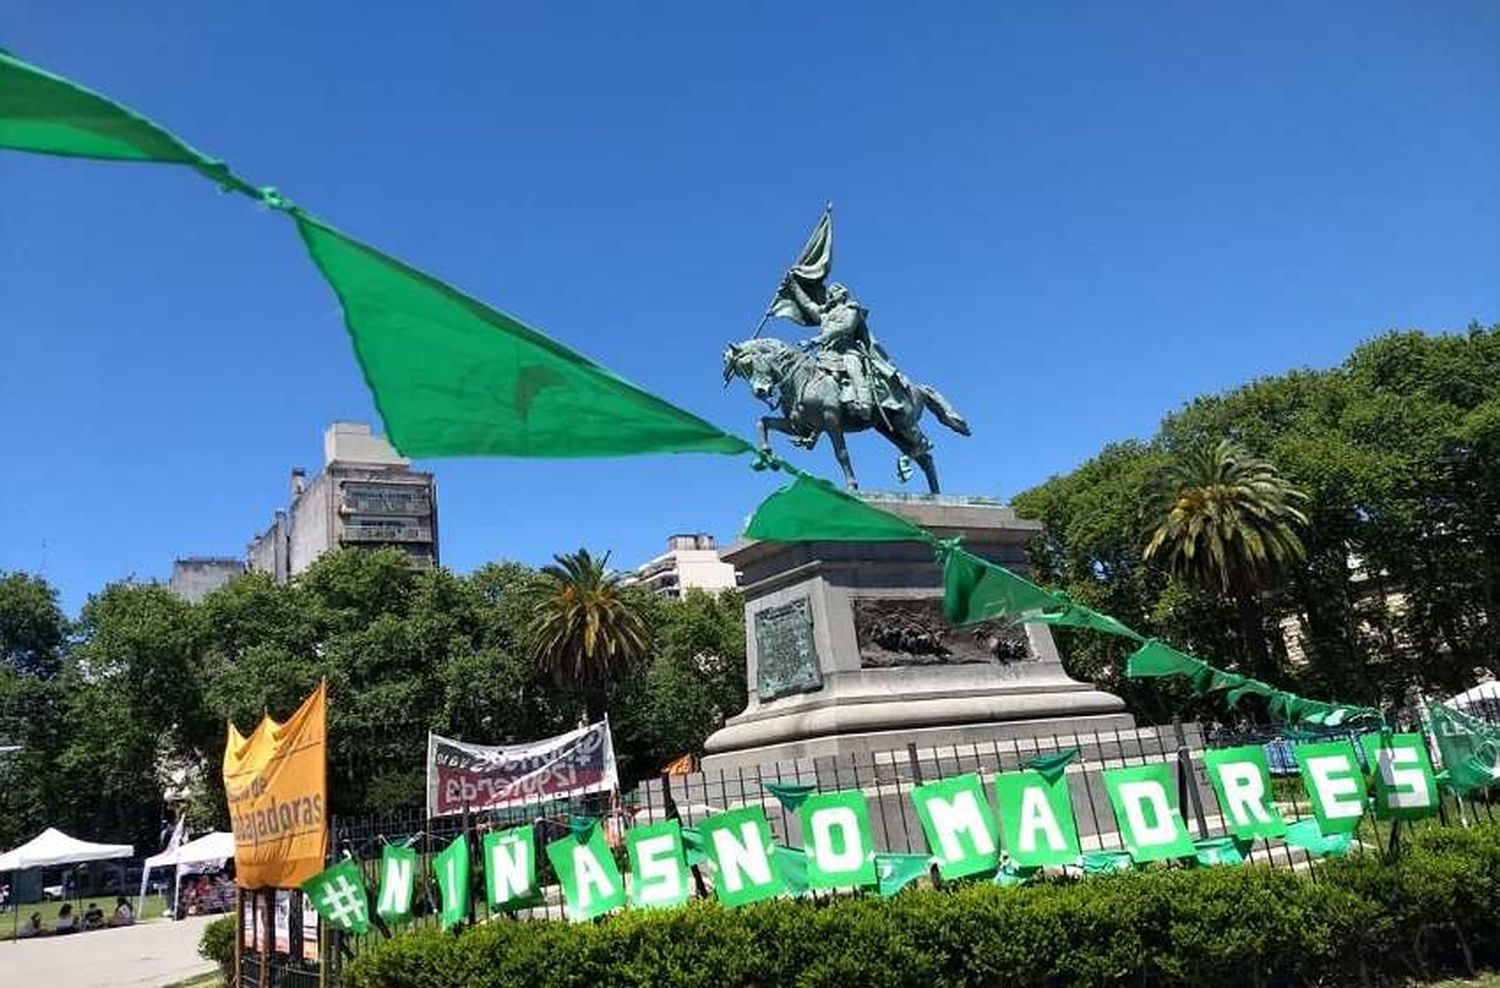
left=109, top=896, right=134, bottom=926
left=16, top=911, right=44, bottom=938
left=82, top=902, right=105, bottom=930
left=55, top=903, right=77, bottom=933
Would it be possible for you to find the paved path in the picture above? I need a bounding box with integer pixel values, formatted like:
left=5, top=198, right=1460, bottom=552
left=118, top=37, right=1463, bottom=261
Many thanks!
left=1, top=915, right=218, bottom=987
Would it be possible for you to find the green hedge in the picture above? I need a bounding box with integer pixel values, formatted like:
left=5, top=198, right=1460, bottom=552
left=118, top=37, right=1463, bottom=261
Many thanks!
left=200, top=914, right=236, bottom=980
left=344, top=823, right=1500, bottom=988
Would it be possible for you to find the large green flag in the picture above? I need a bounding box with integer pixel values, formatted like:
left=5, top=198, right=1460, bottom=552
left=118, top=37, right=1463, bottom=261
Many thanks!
left=292, top=212, right=752, bottom=460
left=1427, top=702, right=1500, bottom=796
left=300, top=858, right=371, bottom=934
left=941, top=549, right=1059, bottom=626
left=0, top=50, right=246, bottom=190
left=743, top=472, right=931, bottom=543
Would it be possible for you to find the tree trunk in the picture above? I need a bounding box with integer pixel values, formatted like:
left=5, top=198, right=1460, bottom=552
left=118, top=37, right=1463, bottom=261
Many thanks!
left=1236, top=594, right=1275, bottom=682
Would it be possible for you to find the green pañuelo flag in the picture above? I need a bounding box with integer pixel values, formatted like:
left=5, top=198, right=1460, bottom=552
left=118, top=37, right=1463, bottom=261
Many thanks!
left=432, top=834, right=470, bottom=930
left=744, top=472, right=931, bottom=543
left=292, top=211, right=752, bottom=460
left=1427, top=702, right=1500, bottom=797
left=941, top=548, right=1059, bottom=626
left=1125, top=639, right=1204, bottom=679
left=375, top=844, right=417, bottom=925
left=301, top=858, right=371, bottom=934
left=873, top=852, right=932, bottom=897
left=0, top=50, right=247, bottom=191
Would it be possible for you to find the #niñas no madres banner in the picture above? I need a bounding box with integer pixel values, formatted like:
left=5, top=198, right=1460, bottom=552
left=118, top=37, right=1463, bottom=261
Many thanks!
left=426, top=720, right=618, bottom=817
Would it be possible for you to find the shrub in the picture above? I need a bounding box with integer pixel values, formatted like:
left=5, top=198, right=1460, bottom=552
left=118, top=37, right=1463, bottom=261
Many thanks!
left=199, top=914, right=236, bottom=981
left=344, top=821, right=1500, bottom=988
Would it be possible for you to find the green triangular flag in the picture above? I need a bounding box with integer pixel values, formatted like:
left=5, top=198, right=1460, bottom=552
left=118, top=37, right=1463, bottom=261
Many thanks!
left=0, top=50, right=246, bottom=191
left=300, top=858, right=371, bottom=934
left=1191, top=836, right=1246, bottom=867
left=680, top=826, right=709, bottom=868
left=942, top=548, right=1059, bottom=626
left=764, top=782, right=817, bottom=812
left=569, top=816, right=599, bottom=842
left=991, top=858, right=1042, bottom=887
left=1021, top=748, right=1079, bottom=785
left=1028, top=597, right=1144, bottom=641
left=1283, top=818, right=1353, bottom=857
left=293, top=212, right=752, bottom=460
left=771, top=844, right=811, bottom=896
left=1124, top=640, right=1204, bottom=679
left=744, top=472, right=931, bottom=543
left=873, top=852, right=932, bottom=897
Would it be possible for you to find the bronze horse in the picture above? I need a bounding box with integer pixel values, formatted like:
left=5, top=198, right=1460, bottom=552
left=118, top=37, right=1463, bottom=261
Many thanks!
left=724, top=337, right=970, bottom=493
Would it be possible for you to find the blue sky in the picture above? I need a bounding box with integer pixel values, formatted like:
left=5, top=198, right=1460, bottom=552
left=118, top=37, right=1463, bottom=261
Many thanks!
left=3, top=3, right=1497, bottom=614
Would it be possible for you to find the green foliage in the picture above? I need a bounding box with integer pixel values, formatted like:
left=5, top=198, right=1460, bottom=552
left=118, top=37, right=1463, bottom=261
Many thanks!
left=1014, top=325, right=1500, bottom=713
left=0, top=571, right=68, bottom=677
left=345, top=823, right=1500, bottom=988
left=199, top=914, right=236, bottom=977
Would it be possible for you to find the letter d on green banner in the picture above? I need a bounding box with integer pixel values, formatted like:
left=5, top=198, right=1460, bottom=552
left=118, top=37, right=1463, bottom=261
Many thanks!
left=911, top=773, right=1000, bottom=879
left=1103, top=763, right=1194, bottom=862
left=625, top=820, right=690, bottom=909
left=993, top=770, right=1080, bottom=867
left=799, top=791, right=876, bottom=889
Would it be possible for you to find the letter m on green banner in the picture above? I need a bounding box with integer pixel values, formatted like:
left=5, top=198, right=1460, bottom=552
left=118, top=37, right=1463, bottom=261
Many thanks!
left=911, top=773, right=1001, bottom=879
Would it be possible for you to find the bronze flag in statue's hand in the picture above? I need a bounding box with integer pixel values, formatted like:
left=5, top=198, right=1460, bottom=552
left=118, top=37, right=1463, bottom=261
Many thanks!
left=767, top=208, right=833, bottom=326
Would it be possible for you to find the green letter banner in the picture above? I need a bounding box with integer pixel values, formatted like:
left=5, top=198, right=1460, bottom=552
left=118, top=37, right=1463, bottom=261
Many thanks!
left=1295, top=741, right=1368, bottom=835
left=1103, top=764, right=1194, bottom=862
left=942, top=549, right=1059, bottom=626
left=300, top=858, right=370, bottom=934
left=911, top=773, right=1002, bottom=879
left=1201, top=745, right=1287, bottom=840
left=993, top=770, right=1081, bottom=867
left=0, top=51, right=246, bottom=190
left=744, top=472, right=931, bottom=543
left=375, top=844, right=416, bottom=925
left=799, top=791, right=877, bottom=889
left=546, top=823, right=626, bottom=921
left=1361, top=733, right=1439, bottom=821
left=482, top=826, right=538, bottom=911
left=292, top=212, right=752, bottom=460
left=431, top=834, right=470, bottom=930
left=698, top=806, right=786, bottom=907
left=624, top=820, right=690, bottom=909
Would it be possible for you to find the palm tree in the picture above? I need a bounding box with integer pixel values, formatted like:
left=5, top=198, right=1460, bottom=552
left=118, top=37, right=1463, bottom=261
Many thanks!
left=1143, top=439, right=1309, bottom=678
left=523, top=549, right=652, bottom=724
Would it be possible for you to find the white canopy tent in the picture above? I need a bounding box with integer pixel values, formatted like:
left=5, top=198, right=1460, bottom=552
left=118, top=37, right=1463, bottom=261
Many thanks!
left=139, top=831, right=235, bottom=920
left=0, top=827, right=133, bottom=872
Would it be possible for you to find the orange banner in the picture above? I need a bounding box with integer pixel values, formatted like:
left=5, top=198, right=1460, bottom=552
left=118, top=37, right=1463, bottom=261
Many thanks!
left=223, top=680, right=327, bottom=888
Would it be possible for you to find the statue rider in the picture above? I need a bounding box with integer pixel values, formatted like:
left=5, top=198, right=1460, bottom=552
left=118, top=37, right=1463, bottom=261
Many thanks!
left=779, top=276, right=902, bottom=420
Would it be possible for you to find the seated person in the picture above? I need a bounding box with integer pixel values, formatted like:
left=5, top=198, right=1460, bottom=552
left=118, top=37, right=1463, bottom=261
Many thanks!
left=108, top=896, right=134, bottom=927
left=55, top=903, right=77, bottom=933
left=82, top=902, right=105, bottom=930
left=16, top=911, right=44, bottom=938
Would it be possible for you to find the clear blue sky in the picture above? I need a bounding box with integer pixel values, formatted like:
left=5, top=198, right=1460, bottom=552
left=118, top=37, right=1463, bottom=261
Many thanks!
left=3, top=3, right=1497, bottom=615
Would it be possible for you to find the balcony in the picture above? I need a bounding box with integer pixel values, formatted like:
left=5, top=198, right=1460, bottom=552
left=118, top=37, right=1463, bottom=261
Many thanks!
left=339, top=484, right=432, bottom=516
left=341, top=519, right=433, bottom=543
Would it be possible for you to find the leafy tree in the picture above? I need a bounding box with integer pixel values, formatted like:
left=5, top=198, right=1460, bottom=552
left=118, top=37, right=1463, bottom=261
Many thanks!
left=523, top=549, right=651, bottom=725
left=1142, top=439, right=1309, bottom=679
left=0, top=571, right=68, bottom=678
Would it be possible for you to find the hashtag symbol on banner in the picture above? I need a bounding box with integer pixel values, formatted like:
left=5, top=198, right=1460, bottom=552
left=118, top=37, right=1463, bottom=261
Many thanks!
left=319, top=875, right=366, bottom=929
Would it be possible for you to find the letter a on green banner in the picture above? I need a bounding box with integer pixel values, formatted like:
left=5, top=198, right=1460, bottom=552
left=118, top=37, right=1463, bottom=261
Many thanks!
left=432, top=834, right=470, bottom=930
left=483, top=826, right=539, bottom=911
left=546, top=823, right=625, bottom=921
left=1361, top=733, right=1439, bottom=821
left=1295, top=741, right=1368, bottom=835
left=625, top=820, right=690, bottom=909
left=375, top=845, right=416, bottom=925
left=293, top=213, right=752, bottom=461
left=799, top=791, right=877, bottom=889
left=993, top=770, right=1081, bottom=867
left=1201, top=745, right=1287, bottom=840
left=911, top=773, right=1001, bottom=879
left=698, top=806, right=786, bottom=907
left=1103, top=764, right=1194, bottom=862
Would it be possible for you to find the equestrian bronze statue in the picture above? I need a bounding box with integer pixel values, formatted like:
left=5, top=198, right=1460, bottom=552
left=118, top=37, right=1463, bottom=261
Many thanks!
left=723, top=208, right=970, bottom=493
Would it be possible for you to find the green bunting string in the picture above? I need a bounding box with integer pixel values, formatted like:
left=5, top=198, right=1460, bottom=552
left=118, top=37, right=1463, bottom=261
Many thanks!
left=743, top=470, right=932, bottom=543
left=763, top=781, right=817, bottom=813
left=941, top=547, right=1059, bottom=626
left=1020, top=748, right=1079, bottom=785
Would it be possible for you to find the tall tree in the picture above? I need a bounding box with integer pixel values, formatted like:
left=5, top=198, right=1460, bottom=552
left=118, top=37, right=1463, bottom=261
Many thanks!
left=0, top=572, right=68, bottom=678
left=1141, top=440, right=1309, bottom=679
left=524, top=549, right=651, bottom=725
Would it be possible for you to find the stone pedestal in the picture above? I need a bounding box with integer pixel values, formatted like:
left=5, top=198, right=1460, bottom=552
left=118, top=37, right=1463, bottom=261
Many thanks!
left=701, top=493, right=1134, bottom=771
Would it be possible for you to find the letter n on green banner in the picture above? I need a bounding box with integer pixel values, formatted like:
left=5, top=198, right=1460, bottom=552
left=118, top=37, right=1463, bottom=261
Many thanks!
left=431, top=834, right=470, bottom=930
left=1295, top=741, right=1368, bottom=835
left=483, top=826, right=539, bottom=911
left=375, top=845, right=416, bottom=925
left=1201, top=745, right=1287, bottom=840
left=625, top=820, right=691, bottom=909
left=993, top=770, right=1080, bottom=867
left=799, top=791, right=877, bottom=889
left=699, top=806, right=786, bottom=907
left=546, top=824, right=626, bottom=922
left=911, top=773, right=1001, bottom=879
left=1103, top=764, right=1194, bottom=862
left=1361, top=733, right=1439, bottom=821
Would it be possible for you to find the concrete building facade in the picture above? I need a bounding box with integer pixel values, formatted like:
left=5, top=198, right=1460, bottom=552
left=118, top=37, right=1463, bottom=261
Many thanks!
left=626, top=533, right=738, bottom=598
left=168, top=557, right=245, bottom=603
left=248, top=423, right=438, bottom=582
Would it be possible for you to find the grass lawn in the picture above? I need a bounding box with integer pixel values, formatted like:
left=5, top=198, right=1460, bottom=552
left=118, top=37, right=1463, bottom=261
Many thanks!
left=2, top=892, right=170, bottom=937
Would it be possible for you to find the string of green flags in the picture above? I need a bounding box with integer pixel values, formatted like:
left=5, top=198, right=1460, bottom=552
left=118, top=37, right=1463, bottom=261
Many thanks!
left=741, top=464, right=1384, bottom=727
left=301, top=731, right=1442, bottom=931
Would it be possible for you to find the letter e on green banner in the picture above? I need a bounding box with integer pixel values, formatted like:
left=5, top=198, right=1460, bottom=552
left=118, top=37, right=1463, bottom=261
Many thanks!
left=1295, top=741, right=1368, bottom=835
left=1103, top=764, right=1194, bottom=862
left=699, top=806, right=786, bottom=907
left=911, top=773, right=1001, bottom=879
left=993, top=770, right=1080, bottom=867
left=625, top=820, right=690, bottom=909
left=799, top=791, right=876, bottom=889
left=1202, top=745, right=1287, bottom=840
